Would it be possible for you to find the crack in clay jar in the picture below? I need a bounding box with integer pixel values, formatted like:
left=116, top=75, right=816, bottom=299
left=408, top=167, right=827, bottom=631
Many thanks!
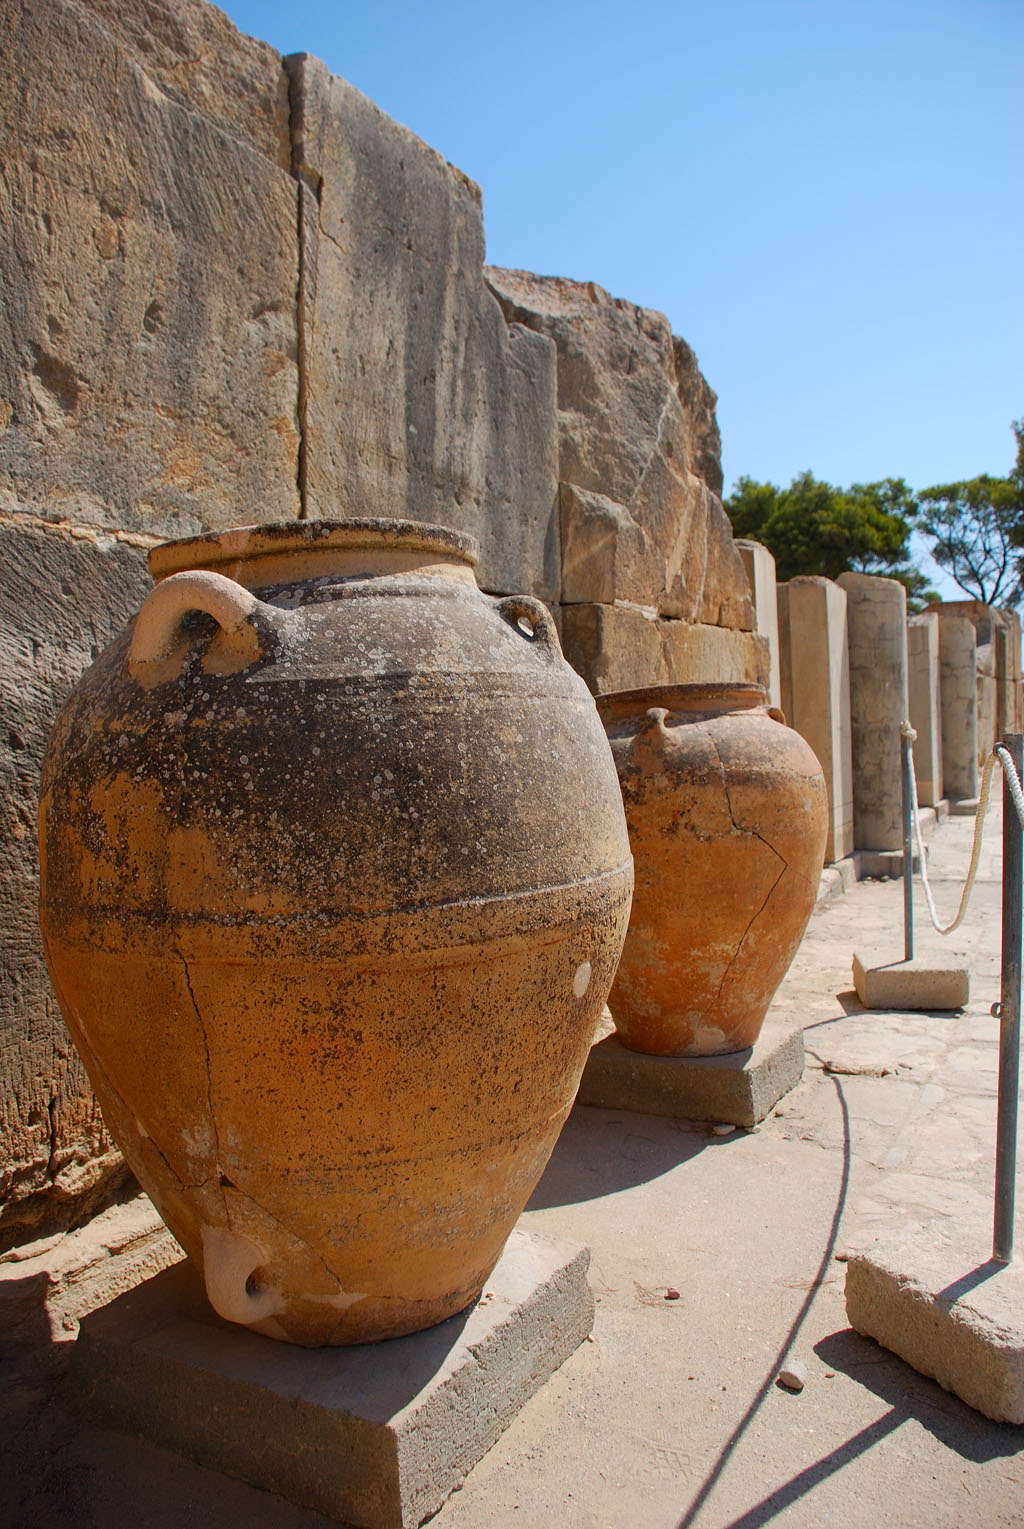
left=39, top=519, right=633, bottom=1346
left=597, top=682, right=828, bottom=1058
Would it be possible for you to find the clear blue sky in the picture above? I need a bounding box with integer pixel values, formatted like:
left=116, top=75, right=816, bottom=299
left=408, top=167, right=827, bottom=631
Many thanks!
left=217, top=0, right=1021, bottom=530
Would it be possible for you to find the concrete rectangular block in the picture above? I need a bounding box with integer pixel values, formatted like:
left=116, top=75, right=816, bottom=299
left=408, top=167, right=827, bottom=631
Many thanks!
left=776, top=576, right=854, bottom=863
left=735, top=540, right=781, bottom=708
left=846, top=1217, right=1024, bottom=1423
left=575, top=1022, right=804, bottom=1129
left=907, top=614, right=943, bottom=806
left=852, top=952, right=969, bottom=1010
left=837, top=572, right=909, bottom=853
left=66, top=1227, right=593, bottom=1529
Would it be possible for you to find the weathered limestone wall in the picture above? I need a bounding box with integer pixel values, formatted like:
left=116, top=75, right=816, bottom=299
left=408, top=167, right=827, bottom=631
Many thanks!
left=735, top=540, right=781, bottom=708
left=907, top=614, right=943, bottom=808
left=776, top=577, right=854, bottom=864
left=484, top=269, right=760, bottom=693
left=837, top=572, right=909, bottom=853
left=0, top=0, right=756, bottom=1241
left=976, top=644, right=997, bottom=769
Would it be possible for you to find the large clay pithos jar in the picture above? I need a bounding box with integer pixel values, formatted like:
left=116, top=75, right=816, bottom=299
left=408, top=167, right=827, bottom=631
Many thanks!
left=39, top=520, right=632, bottom=1346
left=597, top=682, right=827, bottom=1057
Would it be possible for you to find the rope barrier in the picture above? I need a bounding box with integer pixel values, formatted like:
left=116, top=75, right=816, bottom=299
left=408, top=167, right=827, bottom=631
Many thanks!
left=907, top=737, right=1024, bottom=936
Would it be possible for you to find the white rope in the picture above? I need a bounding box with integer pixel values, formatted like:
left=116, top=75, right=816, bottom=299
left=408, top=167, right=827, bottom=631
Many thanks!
left=908, top=738, right=1023, bottom=936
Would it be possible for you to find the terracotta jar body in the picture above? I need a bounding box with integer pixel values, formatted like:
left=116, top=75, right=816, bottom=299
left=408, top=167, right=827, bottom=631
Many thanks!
left=39, top=520, right=632, bottom=1345
left=598, top=683, right=827, bottom=1057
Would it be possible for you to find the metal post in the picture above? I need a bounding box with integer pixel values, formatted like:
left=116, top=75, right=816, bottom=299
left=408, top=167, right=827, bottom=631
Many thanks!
left=994, top=733, right=1023, bottom=1264
left=900, top=723, right=916, bottom=963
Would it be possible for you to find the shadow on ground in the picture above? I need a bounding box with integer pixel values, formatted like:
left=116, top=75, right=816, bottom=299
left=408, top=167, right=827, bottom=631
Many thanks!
left=528, top=1105, right=713, bottom=1209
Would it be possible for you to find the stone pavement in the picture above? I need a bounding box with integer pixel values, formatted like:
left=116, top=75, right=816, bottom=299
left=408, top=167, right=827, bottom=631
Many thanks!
left=2, top=800, right=1022, bottom=1528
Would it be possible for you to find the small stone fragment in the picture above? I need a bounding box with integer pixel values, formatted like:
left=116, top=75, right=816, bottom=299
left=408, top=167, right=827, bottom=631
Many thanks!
left=778, top=1360, right=807, bottom=1392
left=712, top=1124, right=736, bottom=1136
left=665, top=1286, right=680, bottom=1300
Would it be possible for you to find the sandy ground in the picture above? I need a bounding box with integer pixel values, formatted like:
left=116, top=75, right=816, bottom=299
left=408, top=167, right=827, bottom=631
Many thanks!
left=2, top=796, right=1022, bottom=1529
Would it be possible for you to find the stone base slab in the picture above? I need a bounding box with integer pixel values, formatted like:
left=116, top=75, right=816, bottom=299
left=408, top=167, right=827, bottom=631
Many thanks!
left=845, top=1217, right=1024, bottom=1423
left=575, top=1021, right=804, bottom=1129
left=948, top=797, right=981, bottom=817
left=853, top=951, right=970, bottom=1010
left=66, top=1227, right=593, bottom=1529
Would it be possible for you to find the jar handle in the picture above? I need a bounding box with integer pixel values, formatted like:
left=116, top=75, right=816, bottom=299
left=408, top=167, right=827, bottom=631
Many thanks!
left=495, top=595, right=562, bottom=653
left=128, top=569, right=285, bottom=687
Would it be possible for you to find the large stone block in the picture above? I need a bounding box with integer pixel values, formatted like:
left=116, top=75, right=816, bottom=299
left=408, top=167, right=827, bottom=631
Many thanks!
left=932, top=612, right=978, bottom=800
left=837, top=572, right=909, bottom=853
left=735, top=539, right=780, bottom=707
left=286, top=56, right=559, bottom=599
left=0, top=514, right=152, bottom=1246
left=486, top=268, right=752, bottom=625
left=907, top=613, right=943, bottom=807
left=560, top=602, right=768, bottom=696
left=977, top=642, right=996, bottom=768
left=0, top=0, right=302, bottom=540
left=776, top=577, right=854, bottom=863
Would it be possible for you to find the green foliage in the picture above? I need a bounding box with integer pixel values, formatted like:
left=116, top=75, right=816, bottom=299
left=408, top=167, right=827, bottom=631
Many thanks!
left=916, top=420, right=1024, bottom=607
left=724, top=471, right=934, bottom=606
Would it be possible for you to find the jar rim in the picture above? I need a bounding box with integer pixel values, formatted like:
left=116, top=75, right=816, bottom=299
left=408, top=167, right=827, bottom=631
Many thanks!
left=148, top=518, right=480, bottom=579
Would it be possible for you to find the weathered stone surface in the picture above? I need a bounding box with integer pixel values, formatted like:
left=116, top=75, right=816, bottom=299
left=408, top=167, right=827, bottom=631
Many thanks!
left=932, top=612, right=978, bottom=800
left=68, top=1228, right=594, bottom=1528
left=907, top=614, right=943, bottom=807
left=837, top=572, right=909, bottom=852
left=976, top=642, right=996, bottom=767
left=735, top=539, right=780, bottom=707
left=486, top=268, right=752, bottom=624
left=286, top=56, right=559, bottom=599
left=0, top=0, right=301, bottom=540
left=776, top=577, right=854, bottom=863
left=560, top=603, right=768, bottom=696
left=0, top=514, right=151, bottom=1246
left=77, top=0, right=292, bottom=170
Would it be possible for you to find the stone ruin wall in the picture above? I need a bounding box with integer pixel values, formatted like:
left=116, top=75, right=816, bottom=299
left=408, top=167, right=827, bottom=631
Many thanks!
left=0, top=0, right=762, bottom=1246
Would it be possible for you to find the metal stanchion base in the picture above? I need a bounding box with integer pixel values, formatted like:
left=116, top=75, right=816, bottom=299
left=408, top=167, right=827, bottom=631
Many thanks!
left=852, top=951, right=969, bottom=1011
left=845, top=1214, right=1024, bottom=1424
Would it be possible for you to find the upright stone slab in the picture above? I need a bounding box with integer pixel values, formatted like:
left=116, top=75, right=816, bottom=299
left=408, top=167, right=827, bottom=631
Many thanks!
left=907, top=614, right=943, bottom=807
left=735, top=540, right=781, bottom=708
left=993, top=607, right=1023, bottom=736
left=837, top=573, right=909, bottom=853
left=0, top=0, right=302, bottom=539
left=776, top=577, right=853, bottom=863
left=976, top=643, right=996, bottom=768
left=934, top=613, right=979, bottom=801
left=285, top=56, right=559, bottom=600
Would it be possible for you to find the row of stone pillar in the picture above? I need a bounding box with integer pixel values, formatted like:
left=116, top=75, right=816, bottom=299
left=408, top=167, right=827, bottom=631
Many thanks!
left=736, top=542, right=1023, bottom=861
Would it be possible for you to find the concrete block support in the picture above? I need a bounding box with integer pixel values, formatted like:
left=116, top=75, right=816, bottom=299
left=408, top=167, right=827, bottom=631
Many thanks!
left=846, top=1215, right=1024, bottom=1424
left=735, top=539, right=781, bottom=708
left=576, top=1022, right=804, bottom=1129
left=934, top=614, right=979, bottom=800
left=907, top=614, right=943, bottom=806
left=776, top=577, right=854, bottom=863
left=837, top=572, right=909, bottom=853
left=67, top=1228, right=594, bottom=1529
